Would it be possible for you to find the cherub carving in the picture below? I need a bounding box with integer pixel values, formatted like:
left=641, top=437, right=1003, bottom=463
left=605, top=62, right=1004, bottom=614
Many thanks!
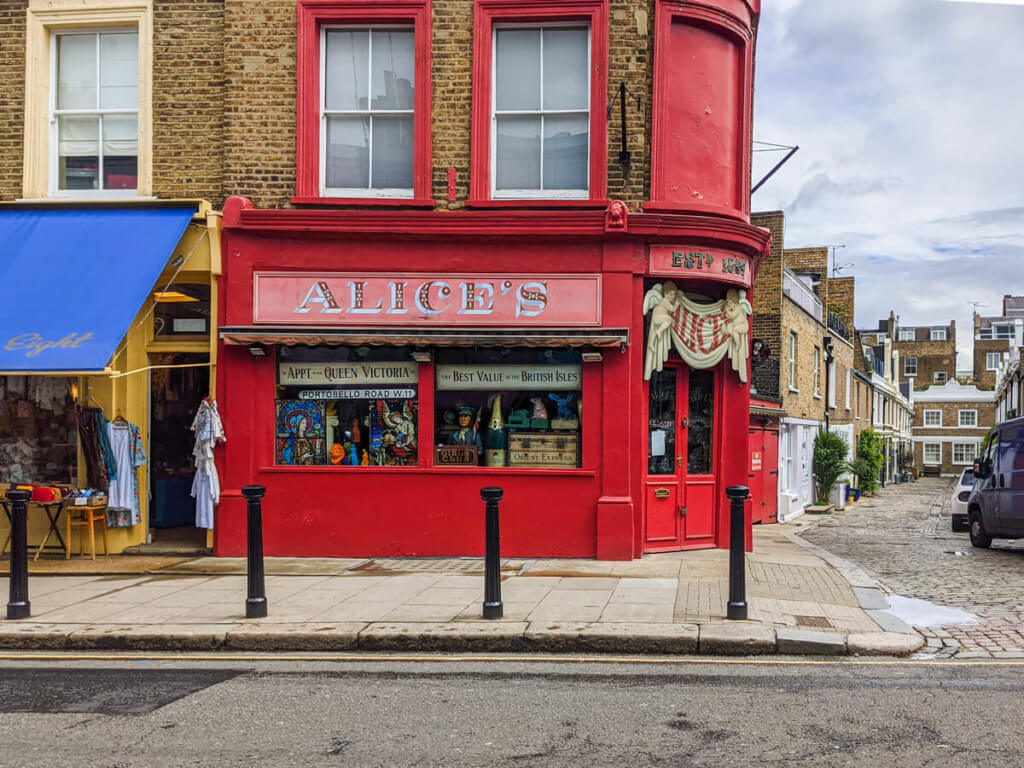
left=723, top=288, right=753, bottom=381
left=642, top=281, right=681, bottom=379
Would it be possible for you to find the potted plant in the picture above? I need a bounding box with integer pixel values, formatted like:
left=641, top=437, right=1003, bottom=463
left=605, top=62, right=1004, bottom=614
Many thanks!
left=813, top=428, right=849, bottom=506
left=852, top=429, right=884, bottom=495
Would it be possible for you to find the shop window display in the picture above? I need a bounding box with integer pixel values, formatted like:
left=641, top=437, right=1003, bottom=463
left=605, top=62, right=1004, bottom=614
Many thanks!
left=274, top=346, right=418, bottom=467
left=434, top=349, right=582, bottom=468
left=0, top=376, right=77, bottom=484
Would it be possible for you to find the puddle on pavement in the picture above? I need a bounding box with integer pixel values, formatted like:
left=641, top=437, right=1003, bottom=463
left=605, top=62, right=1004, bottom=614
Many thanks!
left=882, top=594, right=977, bottom=628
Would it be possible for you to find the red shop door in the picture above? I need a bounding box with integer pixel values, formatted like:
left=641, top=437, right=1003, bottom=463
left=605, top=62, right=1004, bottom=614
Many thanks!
left=747, top=426, right=779, bottom=524
left=643, top=363, right=718, bottom=552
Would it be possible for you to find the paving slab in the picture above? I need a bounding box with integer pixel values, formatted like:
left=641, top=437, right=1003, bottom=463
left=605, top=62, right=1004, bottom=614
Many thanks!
left=524, top=621, right=698, bottom=654
left=67, top=623, right=233, bottom=650
left=776, top=627, right=846, bottom=655
left=866, top=609, right=916, bottom=635
left=852, top=586, right=890, bottom=610
left=699, top=622, right=777, bottom=655
left=847, top=632, right=924, bottom=657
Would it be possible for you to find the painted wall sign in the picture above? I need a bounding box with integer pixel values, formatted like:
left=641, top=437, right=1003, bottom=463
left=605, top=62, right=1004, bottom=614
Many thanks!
left=253, top=273, right=602, bottom=326
left=436, top=364, right=583, bottom=391
left=648, top=247, right=752, bottom=288
left=297, top=388, right=416, bottom=400
left=279, top=362, right=418, bottom=386
left=642, top=282, right=752, bottom=383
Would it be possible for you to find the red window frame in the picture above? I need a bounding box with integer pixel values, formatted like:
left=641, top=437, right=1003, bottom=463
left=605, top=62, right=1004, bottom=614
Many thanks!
left=295, top=0, right=433, bottom=206
left=469, top=0, right=608, bottom=207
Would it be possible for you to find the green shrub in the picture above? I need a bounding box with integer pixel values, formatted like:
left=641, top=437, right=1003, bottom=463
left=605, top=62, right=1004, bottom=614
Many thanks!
left=813, top=428, right=849, bottom=504
left=854, top=429, right=885, bottom=493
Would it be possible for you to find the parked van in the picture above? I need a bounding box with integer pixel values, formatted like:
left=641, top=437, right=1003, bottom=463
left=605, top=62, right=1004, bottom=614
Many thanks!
left=968, top=417, right=1024, bottom=548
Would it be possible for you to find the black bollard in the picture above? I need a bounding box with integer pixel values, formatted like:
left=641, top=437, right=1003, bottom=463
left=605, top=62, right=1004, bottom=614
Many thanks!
left=725, top=485, right=749, bottom=620
left=481, top=486, right=504, bottom=619
left=6, top=489, right=31, bottom=620
left=242, top=485, right=268, bottom=619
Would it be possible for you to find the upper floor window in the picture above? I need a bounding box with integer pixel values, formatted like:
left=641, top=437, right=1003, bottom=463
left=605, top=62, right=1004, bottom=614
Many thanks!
left=295, top=0, right=431, bottom=204
left=492, top=25, right=590, bottom=198
left=321, top=27, right=414, bottom=196
left=987, top=352, right=1002, bottom=371
left=959, top=409, right=977, bottom=427
left=934, top=371, right=948, bottom=384
left=924, top=409, right=941, bottom=426
left=52, top=30, right=138, bottom=195
left=470, top=0, right=607, bottom=204
left=930, top=328, right=947, bottom=341
left=813, top=347, right=821, bottom=397
left=788, top=331, right=797, bottom=390
left=898, top=329, right=914, bottom=341
left=904, top=357, right=917, bottom=376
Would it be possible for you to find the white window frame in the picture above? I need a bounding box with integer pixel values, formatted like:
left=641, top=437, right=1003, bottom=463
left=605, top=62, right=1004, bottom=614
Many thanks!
left=952, top=443, right=976, bottom=465
left=788, top=331, right=798, bottom=391
left=923, top=442, right=942, bottom=465
left=828, top=360, right=837, bottom=408
left=845, top=368, right=851, bottom=410
left=49, top=28, right=140, bottom=198
left=490, top=22, right=591, bottom=200
left=958, top=409, right=977, bottom=427
left=813, top=346, right=821, bottom=398
left=923, top=409, right=942, bottom=426
left=987, top=352, right=1002, bottom=371
left=930, top=328, right=947, bottom=341
left=904, top=357, right=917, bottom=377
left=319, top=24, right=416, bottom=199
left=934, top=371, right=948, bottom=384
left=898, top=329, right=914, bottom=341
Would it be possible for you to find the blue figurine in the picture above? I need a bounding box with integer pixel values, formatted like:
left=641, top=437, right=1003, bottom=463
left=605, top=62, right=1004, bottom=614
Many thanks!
left=549, top=393, right=575, bottom=421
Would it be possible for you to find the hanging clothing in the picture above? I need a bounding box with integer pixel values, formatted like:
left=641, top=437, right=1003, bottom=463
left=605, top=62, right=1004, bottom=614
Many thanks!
left=191, top=399, right=226, bottom=529
left=106, top=421, right=146, bottom=526
left=76, top=406, right=117, bottom=489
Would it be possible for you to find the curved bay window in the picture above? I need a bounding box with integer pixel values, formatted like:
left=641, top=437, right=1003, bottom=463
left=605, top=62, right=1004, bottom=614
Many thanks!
left=434, top=348, right=582, bottom=468
left=274, top=346, right=418, bottom=467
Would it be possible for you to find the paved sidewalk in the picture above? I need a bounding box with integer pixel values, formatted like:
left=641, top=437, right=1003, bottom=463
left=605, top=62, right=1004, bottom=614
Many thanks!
left=0, top=526, right=921, bottom=656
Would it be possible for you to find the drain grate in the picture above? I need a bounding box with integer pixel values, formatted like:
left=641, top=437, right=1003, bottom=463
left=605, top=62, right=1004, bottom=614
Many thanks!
left=351, top=558, right=489, bottom=574
left=794, top=615, right=834, bottom=628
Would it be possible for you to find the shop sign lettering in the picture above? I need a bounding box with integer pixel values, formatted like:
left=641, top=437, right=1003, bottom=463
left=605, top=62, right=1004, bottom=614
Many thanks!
left=436, top=364, right=582, bottom=391
left=647, top=246, right=753, bottom=288
left=5, top=332, right=94, bottom=358
left=279, top=362, right=418, bottom=386
left=253, top=273, right=602, bottom=326
left=297, top=388, right=416, bottom=400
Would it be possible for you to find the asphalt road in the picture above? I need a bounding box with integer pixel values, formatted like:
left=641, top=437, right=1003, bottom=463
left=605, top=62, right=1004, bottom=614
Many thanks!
left=0, top=655, right=1023, bottom=767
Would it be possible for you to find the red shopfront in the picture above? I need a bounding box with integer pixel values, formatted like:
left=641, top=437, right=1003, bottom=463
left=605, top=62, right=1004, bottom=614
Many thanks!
left=215, top=197, right=769, bottom=559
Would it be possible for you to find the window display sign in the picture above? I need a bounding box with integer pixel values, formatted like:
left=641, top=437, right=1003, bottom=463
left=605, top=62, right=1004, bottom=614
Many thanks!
left=436, top=364, right=582, bottom=391
left=279, top=362, right=417, bottom=386
left=435, top=445, right=479, bottom=465
left=253, top=272, right=602, bottom=326
left=648, top=246, right=752, bottom=288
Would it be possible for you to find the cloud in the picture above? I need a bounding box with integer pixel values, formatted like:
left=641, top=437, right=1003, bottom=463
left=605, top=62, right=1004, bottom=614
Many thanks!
left=753, top=0, right=1024, bottom=365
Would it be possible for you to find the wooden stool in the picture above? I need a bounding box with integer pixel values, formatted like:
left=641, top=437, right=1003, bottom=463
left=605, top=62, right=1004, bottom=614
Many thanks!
left=65, top=504, right=109, bottom=560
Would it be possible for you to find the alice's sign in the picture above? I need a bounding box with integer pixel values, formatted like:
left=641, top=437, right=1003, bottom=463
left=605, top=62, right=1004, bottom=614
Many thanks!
left=648, top=246, right=752, bottom=288
left=642, top=282, right=752, bottom=383
left=436, top=364, right=582, bottom=391
left=279, top=362, right=417, bottom=386
left=253, top=272, right=602, bottom=326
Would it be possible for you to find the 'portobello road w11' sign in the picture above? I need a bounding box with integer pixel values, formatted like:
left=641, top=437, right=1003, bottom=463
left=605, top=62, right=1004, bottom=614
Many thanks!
left=253, top=273, right=602, bottom=326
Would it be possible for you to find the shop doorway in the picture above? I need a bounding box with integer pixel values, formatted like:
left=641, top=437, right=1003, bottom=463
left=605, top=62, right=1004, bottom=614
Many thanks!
left=748, top=424, right=779, bottom=524
left=149, top=353, right=210, bottom=549
left=643, top=362, right=718, bottom=552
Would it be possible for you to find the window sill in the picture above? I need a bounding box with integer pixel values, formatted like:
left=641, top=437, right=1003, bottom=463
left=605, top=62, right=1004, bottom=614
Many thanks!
left=466, top=198, right=609, bottom=209
left=813, top=394, right=822, bottom=400
left=257, top=465, right=596, bottom=477
left=290, top=196, right=436, bottom=208
left=788, top=386, right=799, bottom=393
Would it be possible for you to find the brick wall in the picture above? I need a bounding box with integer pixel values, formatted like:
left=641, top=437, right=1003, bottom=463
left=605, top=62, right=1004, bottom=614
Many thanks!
left=826, top=276, right=855, bottom=328
left=781, top=296, right=826, bottom=423
left=895, top=339, right=956, bottom=389
left=750, top=211, right=784, bottom=399
left=153, top=0, right=225, bottom=204
left=431, top=0, right=473, bottom=207
left=913, top=399, right=995, bottom=476
left=828, top=334, right=854, bottom=425
left=852, top=374, right=872, bottom=443
left=0, top=1, right=27, bottom=201
left=974, top=338, right=1010, bottom=391
left=783, top=246, right=829, bottom=307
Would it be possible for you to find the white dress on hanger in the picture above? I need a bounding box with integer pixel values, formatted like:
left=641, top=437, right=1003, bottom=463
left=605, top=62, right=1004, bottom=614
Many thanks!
left=107, top=424, right=133, bottom=510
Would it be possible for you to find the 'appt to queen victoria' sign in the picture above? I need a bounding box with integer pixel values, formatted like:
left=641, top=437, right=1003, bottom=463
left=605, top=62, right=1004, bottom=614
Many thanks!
left=253, top=273, right=602, bottom=326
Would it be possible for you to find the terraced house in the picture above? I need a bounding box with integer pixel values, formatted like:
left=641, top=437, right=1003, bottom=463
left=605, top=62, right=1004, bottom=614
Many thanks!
left=0, top=0, right=774, bottom=561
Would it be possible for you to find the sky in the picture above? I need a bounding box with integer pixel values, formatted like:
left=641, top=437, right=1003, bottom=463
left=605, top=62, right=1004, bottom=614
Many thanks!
left=751, top=0, right=1024, bottom=366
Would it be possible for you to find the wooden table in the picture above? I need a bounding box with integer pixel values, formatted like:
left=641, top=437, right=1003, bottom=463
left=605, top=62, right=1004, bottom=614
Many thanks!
left=1, top=500, right=69, bottom=561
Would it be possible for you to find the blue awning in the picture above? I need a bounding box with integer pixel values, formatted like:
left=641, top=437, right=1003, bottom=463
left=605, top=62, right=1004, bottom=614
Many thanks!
left=0, top=206, right=196, bottom=372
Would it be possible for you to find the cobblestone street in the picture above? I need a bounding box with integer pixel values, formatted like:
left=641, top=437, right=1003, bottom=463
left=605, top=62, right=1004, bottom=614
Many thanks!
left=798, top=477, right=1024, bottom=659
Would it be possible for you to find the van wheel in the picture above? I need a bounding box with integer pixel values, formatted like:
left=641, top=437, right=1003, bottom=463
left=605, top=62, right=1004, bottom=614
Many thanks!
left=969, top=513, right=992, bottom=549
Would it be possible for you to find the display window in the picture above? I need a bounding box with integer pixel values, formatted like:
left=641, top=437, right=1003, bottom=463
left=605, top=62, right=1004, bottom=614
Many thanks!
left=274, top=346, right=418, bottom=467
left=433, top=348, right=582, bottom=468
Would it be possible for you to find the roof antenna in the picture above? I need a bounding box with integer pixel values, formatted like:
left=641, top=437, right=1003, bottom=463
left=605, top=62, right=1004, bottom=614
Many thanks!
left=828, top=245, right=852, bottom=278
left=968, top=301, right=987, bottom=315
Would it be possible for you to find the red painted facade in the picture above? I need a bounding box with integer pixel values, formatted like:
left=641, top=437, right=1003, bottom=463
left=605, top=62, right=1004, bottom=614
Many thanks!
left=214, top=0, right=768, bottom=559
